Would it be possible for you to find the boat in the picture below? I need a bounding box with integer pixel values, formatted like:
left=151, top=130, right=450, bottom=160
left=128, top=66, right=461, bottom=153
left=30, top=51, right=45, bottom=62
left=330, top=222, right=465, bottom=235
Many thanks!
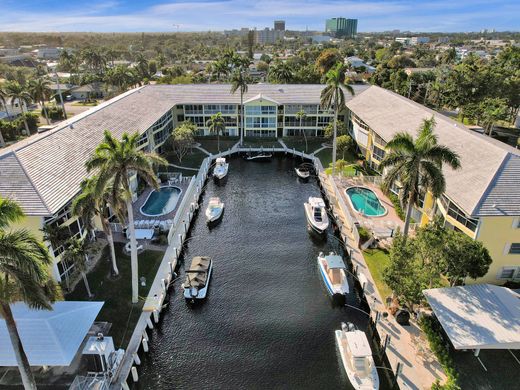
left=244, top=152, right=273, bottom=161
left=335, top=322, right=379, bottom=390
left=317, top=252, right=349, bottom=299
left=205, top=197, right=224, bottom=224
left=304, top=197, right=329, bottom=234
left=213, top=157, right=229, bottom=180
left=182, top=256, right=213, bottom=300
left=295, top=167, right=311, bottom=179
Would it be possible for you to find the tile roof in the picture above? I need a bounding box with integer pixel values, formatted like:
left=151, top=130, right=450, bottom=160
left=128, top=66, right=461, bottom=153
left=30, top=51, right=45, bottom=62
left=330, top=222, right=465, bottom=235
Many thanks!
left=0, top=84, right=366, bottom=216
left=346, top=86, right=520, bottom=217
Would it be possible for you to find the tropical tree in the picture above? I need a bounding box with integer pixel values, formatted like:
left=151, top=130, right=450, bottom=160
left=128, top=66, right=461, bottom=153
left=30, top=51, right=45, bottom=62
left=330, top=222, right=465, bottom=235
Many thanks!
left=206, top=112, right=226, bottom=152
left=269, top=61, right=293, bottom=83
left=62, top=237, right=92, bottom=297
left=211, top=60, right=229, bottom=82
left=315, top=48, right=342, bottom=75
left=29, top=77, right=52, bottom=125
left=230, top=69, right=250, bottom=145
left=72, top=176, right=124, bottom=277
left=379, top=117, right=461, bottom=236
left=0, top=197, right=59, bottom=390
left=0, top=85, right=8, bottom=146
left=320, top=63, right=355, bottom=175
left=168, top=121, right=196, bottom=162
left=5, top=81, right=32, bottom=136
left=336, top=134, right=353, bottom=160
left=86, top=131, right=167, bottom=303
left=295, top=109, right=308, bottom=152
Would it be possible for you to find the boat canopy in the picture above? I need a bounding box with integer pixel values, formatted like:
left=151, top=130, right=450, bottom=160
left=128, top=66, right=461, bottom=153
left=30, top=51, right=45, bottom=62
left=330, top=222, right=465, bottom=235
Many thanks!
left=216, top=157, right=226, bottom=164
left=309, top=197, right=326, bottom=208
left=345, top=330, right=372, bottom=357
left=325, top=255, right=346, bottom=269
left=185, top=256, right=211, bottom=287
left=209, top=197, right=221, bottom=205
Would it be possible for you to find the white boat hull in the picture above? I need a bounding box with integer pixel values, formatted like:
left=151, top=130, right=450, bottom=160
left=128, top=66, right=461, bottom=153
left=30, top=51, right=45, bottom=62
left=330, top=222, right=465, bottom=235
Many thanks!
left=304, top=203, right=329, bottom=234
left=335, top=330, right=379, bottom=390
left=295, top=168, right=310, bottom=179
left=206, top=207, right=223, bottom=223
left=184, top=262, right=213, bottom=300
left=213, top=164, right=229, bottom=180
left=317, top=257, right=349, bottom=296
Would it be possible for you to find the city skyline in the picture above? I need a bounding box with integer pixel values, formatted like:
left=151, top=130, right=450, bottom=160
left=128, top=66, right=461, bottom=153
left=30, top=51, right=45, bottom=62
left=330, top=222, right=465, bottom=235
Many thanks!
left=0, top=0, right=518, bottom=33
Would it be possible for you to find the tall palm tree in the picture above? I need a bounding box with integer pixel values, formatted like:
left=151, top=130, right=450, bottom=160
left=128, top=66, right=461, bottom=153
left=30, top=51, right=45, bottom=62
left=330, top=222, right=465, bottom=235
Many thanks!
left=86, top=131, right=167, bottom=303
left=295, top=109, right=308, bottom=152
left=29, top=77, right=52, bottom=125
left=0, top=85, right=8, bottom=146
left=72, top=176, right=123, bottom=277
left=0, top=197, right=59, bottom=390
left=206, top=112, right=226, bottom=152
left=380, top=117, right=461, bottom=236
left=230, top=69, right=250, bottom=145
left=5, top=81, right=32, bottom=136
left=62, top=237, right=92, bottom=298
left=320, top=63, right=354, bottom=175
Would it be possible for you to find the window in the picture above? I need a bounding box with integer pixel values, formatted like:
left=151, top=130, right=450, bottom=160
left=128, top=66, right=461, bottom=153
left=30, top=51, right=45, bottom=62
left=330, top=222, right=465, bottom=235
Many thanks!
left=245, top=105, right=276, bottom=115
left=509, top=243, right=520, bottom=254
left=372, top=132, right=387, bottom=147
left=245, top=117, right=276, bottom=128
left=499, top=267, right=518, bottom=279
left=184, top=105, right=203, bottom=114
left=372, top=145, right=385, bottom=161
left=440, top=195, right=479, bottom=232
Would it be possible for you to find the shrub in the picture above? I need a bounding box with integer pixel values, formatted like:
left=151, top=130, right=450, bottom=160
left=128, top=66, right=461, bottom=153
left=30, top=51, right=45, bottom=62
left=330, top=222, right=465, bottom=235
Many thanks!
left=0, top=119, right=19, bottom=141
left=358, top=226, right=371, bottom=243
left=45, top=105, right=64, bottom=120
left=387, top=192, right=405, bottom=221
left=419, top=315, right=460, bottom=390
left=21, top=112, right=39, bottom=133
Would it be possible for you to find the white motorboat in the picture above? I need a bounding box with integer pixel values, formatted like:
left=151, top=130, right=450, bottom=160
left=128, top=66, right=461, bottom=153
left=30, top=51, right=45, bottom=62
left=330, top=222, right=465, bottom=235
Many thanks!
left=317, top=252, right=349, bottom=298
left=182, top=256, right=213, bottom=300
left=205, top=197, right=224, bottom=223
left=213, top=157, right=229, bottom=180
left=335, top=322, right=379, bottom=390
left=244, top=152, right=273, bottom=161
left=295, top=167, right=311, bottom=179
left=304, top=197, right=329, bottom=234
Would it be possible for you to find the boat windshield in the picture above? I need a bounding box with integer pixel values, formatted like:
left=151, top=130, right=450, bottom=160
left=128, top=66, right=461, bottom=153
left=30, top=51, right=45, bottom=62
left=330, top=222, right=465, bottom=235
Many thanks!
left=353, top=357, right=367, bottom=374
left=314, top=208, right=323, bottom=222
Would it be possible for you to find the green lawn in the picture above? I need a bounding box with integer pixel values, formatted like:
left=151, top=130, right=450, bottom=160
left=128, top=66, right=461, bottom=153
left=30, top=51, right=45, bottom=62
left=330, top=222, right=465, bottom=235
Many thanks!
left=196, top=136, right=239, bottom=154
left=363, top=248, right=392, bottom=301
left=315, top=148, right=358, bottom=169
left=66, top=243, right=164, bottom=348
left=163, top=149, right=207, bottom=169
left=282, top=137, right=326, bottom=153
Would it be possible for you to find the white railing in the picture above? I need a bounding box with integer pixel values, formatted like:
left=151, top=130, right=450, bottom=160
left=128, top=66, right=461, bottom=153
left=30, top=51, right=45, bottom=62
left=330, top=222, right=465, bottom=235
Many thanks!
left=109, top=222, right=124, bottom=233
left=167, top=176, right=196, bottom=244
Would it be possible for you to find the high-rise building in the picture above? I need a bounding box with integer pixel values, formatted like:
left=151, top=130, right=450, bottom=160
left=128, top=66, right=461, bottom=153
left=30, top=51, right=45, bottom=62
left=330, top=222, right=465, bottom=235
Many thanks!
left=325, top=17, right=357, bottom=38
left=254, top=28, right=285, bottom=44
left=274, top=20, right=285, bottom=31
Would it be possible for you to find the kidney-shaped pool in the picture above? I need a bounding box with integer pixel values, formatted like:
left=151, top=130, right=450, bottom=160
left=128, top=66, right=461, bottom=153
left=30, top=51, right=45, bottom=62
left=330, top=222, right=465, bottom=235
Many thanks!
left=140, top=186, right=182, bottom=217
left=345, top=186, right=387, bottom=217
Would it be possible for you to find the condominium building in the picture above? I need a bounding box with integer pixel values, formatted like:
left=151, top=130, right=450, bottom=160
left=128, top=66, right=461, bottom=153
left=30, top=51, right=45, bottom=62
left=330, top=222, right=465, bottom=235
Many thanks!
left=1, top=84, right=518, bottom=286
left=274, top=20, right=286, bottom=31
left=346, top=86, right=520, bottom=284
left=254, top=28, right=285, bottom=44
left=325, top=18, right=357, bottom=38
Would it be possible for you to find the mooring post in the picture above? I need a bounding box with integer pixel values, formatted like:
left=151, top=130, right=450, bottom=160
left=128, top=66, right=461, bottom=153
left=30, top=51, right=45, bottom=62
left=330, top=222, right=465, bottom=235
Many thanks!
left=131, top=366, right=139, bottom=382
left=133, top=353, right=141, bottom=366
left=146, top=317, right=154, bottom=329
left=153, top=310, right=159, bottom=324
left=142, top=337, right=149, bottom=352
left=142, top=329, right=149, bottom=342
left=381, top=334, right=391, bottom=359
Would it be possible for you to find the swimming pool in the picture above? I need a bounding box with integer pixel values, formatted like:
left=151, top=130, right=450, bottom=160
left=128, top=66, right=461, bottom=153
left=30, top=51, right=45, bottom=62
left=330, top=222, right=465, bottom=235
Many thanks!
left=345, top=186, right=387, bottom=217
left=140, top=186, right=182, bottom=217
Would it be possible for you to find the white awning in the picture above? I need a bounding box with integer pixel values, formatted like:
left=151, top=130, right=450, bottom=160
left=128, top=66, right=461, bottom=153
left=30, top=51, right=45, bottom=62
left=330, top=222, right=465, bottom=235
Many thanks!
left=0, top=301, right=103, bottom=366
left=423, top=284, right=520, bottom=350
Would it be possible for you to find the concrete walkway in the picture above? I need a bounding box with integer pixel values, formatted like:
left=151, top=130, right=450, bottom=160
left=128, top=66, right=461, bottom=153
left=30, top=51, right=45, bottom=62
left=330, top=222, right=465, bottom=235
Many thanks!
left=320, top=173, right=446, bottom=390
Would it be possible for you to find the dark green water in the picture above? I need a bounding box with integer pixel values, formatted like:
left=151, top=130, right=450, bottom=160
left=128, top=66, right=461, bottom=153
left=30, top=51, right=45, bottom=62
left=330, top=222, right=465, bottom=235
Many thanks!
left=136, top=156, right=388, bottom=389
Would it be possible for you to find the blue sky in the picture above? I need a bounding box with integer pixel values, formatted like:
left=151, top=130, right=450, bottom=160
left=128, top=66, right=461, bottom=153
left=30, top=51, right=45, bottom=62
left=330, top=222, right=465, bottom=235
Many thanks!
left=0, top=0, right=518, bottom=32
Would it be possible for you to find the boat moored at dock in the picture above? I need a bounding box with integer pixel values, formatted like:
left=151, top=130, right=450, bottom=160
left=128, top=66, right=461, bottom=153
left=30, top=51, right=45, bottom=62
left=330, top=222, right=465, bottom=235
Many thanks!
left=244, top=152, right=273, bottom=161
left=335, top=322, right=379, bottom=390
left=205, top=197, right=224, bottom=224
left=295, top=167, right=311, bottom=180
left=304, top=197, right=329, bottom=234
left=182, top=256, right=213, bottom=300
left=213, top=157, right=229, bottom=180
left=317, top=252, right=349, bottom=301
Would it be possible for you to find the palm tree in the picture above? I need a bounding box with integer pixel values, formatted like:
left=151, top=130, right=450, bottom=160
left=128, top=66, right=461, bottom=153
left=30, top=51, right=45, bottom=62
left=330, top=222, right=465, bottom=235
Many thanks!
left=380, top=117, right=461, bottom=237
left=320, top=63, right=355, bottom=175
left=29, top=77, right=52, bottom=125
left=62, top=237, right=92, bottom=298
left=72, top=176, right=123, bottom=277
left=0, top=85, right=8, bottom=146
left=5, top=81, right=32, bottom=136
left=230, top=69, right=250, bottom=145
left=0, top=197, right=59, bottom=390
left=86, top=131, right=167, bottom=303
left=269, top=61, right=293, bottom=83
left=206, top=112, right=226, bottom=152
left=211, top=60, right=229, bottom=82
left=295, top=109, right=308, bottom=152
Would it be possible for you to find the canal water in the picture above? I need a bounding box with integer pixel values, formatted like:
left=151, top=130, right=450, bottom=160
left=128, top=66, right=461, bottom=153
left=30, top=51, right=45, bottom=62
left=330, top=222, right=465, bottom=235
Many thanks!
left=136, top=156, right=384, bottom=389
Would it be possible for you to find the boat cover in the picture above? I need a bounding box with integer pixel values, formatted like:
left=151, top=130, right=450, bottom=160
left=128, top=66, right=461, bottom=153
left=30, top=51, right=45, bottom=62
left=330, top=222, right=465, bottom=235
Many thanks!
left=325, top=255, right=346, bottom=269
left=185, top=256, right=211, bottom=287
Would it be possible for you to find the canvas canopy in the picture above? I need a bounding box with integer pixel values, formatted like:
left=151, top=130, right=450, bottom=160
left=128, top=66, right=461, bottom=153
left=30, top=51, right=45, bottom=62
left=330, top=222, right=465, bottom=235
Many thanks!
left=0, top=301, right=103, bottom=366
left=325, top=255, right=346, bottom=269
left=423, top=284, right=520, bottom=350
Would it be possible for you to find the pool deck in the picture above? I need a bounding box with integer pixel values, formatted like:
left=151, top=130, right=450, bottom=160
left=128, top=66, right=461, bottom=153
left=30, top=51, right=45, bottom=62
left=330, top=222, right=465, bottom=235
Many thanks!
left=132, top=179, right=192, bottom=222
left=320, top=172, right=447, bottom=390
left=337, top=177, right=404, bottom=244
